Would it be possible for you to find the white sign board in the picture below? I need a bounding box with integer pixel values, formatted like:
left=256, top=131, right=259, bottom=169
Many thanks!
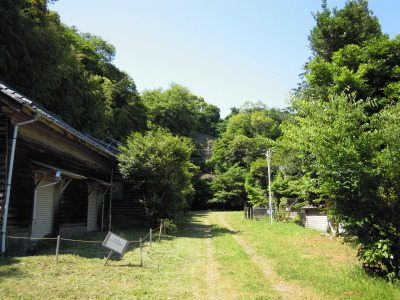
left=102, top=231, right=129, bottom=255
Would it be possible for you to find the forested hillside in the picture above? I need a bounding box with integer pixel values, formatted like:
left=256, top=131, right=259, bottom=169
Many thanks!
left=0, top=0, right=221, bottom=221
left=1, top=0, right=399, bottom=280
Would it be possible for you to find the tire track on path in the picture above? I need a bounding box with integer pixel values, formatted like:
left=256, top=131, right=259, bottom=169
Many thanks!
left=213, top=212, right=319, bottom=299
left=203, top=215, right=223, bottom=300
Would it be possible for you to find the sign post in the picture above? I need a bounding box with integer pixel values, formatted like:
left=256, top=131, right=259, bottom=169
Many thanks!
left=102, top=231, right=129, bottom=266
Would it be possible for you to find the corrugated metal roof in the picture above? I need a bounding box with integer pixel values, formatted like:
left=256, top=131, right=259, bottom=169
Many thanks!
left=0, top=80, right=118, bottom=157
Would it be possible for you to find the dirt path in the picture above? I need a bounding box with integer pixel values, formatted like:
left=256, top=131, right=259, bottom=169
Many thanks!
left=203, top=217, right=223, bottom=300
left=207, top=211, right=319, bottom=299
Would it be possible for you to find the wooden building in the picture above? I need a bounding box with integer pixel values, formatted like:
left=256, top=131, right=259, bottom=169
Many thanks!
left=0, top=81, right=119, bottom=254
left=301, top=205, right=329, bottom=232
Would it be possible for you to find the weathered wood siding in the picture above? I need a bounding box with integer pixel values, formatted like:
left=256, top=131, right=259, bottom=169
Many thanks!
left=1, top=85, right=119, bottom=253
left=59, top=180, right=88, bottom=226
left=111, top=186, right=147, bottom=228
left=304, top=208, right=328, bottom=232
left=0, top=114, right=9, bottom=228
left=8, top=135, right=35, bottom=229
left=305, top=215, right=328, bottom=231
left=6, top=132, right=113, bottom=235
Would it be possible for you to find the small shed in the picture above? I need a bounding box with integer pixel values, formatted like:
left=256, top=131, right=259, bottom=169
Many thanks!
left=301, top=205, right=328, bottom=232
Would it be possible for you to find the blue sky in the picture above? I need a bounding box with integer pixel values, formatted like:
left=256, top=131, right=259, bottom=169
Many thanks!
left=50, top=0, right=400, bottom=117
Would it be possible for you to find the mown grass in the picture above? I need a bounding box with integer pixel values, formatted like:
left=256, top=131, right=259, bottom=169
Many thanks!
left=0, top=217, right=210, bottom=299
left=0, top=211, right=399, bottom=299
left=224, top=211, right=400, bottom=299
left=209, top=223, right=279, bottom=299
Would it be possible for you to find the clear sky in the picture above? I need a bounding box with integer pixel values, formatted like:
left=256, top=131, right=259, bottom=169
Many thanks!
left=50, top=0, right=400, bottom=117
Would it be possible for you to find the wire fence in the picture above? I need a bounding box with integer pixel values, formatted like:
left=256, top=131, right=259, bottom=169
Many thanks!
left=4, top=222, right=169, bottom=267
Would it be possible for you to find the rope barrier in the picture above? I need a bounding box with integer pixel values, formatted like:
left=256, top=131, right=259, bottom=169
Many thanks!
left=59, top=238, right=102, bottom=244
left=142, top=232, right=151, bottom=241
left=128, top=240, right=141, bottom=243
left=6, top=235, right=142, bottom=244
left=152, top=227, right=161, bottom=232
left=6, top=223, right=170, bottom=267
left=6, top=236, right=58, bottom=240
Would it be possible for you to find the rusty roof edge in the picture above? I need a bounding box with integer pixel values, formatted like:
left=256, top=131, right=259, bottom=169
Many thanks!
left=0, top=81, right=117, bottom=158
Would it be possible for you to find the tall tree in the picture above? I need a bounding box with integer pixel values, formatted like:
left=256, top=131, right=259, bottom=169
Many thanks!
left=118, top=127, right=197, bottom=221
left=303, top=38, right=400, bottom=110
left=209, top=106, right=288, bottom=207
left=210, top=164, right=247, bottom=209
left=198, top=104, right=221, bottom=136
left=141, top=84, right=202, bottom=137
left=0, top=0, right=146, bottom=140
left=0, top=0, right=67, bottom=100
left=309, top=0, right=383, bottom=61
left=286, top=1, right=400, bottom=279
left=282, top=94, right=400, bottom=280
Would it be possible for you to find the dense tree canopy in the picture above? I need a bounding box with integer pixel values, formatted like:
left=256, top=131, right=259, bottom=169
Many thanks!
left=301, top=0, right=400, bottom=114
left=283, top=93, right=400, bottom=280
left=0, top=0, right=147, bottom=140
left=303, top=38, right=400, bottom=111
left=142, top=84, right=220, bottom=138
left=118, top=127, right=197, bottom=221
left=309, top=0, right=383, bottom=61
left=286, top=0, right=400, bottom=279
left=209, top=105, right=289, bottom=208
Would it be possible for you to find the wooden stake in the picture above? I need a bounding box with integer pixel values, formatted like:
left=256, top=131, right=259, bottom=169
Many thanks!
left=55, top=235, right=61, bottom=263
left=139, top=238, right=143, bottom=267
left=163, top=221, right=166, bottom=236
left=158, top=223, right=162, bottom=243
left=104, top=249, right=113, bottom=266
left=149, top=229, right=152, bottom=250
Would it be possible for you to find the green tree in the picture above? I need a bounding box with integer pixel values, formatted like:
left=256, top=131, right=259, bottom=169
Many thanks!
left=118, top=127, right=197, bottom=221
left=283, top=93, right=400, bottom=280
left=141, top=84, right=202, bottom=137
left=303, top=38, right=400, bottom=110
left=245, top=158, right=268, bottom=206
left=301, top=0, right=400, bottom=114
left=0, top=0, right=146, bottom=140
left=209, top=106, right=288, bottom=208
left=101, top=75, right=148, bottom=140
left=198, top=104, right=221, bottom=136
left=210, top=164, right=247, bottom=209
left=0, top=0, right=68, bottom=100
left=309, top=0, right=383, bottom=61
left=210, top=109, right=280, bottom=172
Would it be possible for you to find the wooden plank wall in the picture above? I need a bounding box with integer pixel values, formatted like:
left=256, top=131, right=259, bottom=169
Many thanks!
left=0, top=114, right=9, bottom=227
left=59, top=180, right=88, bottom=226
left=8, top=133, right=35, bottom=229
left=111, top=187, right=147, bottom=228
left=6, top=135, right=112, bottom=231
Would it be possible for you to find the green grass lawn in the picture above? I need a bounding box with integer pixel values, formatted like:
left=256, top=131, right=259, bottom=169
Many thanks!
left=223, top=212, right=400, bottom=299
left=0, top=211, right=399, bottom=299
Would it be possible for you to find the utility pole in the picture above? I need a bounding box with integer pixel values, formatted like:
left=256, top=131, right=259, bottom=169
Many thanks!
left=266, top=149, right=273, bottom=225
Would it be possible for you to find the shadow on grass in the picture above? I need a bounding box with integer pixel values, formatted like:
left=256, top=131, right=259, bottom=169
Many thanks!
left=109, top=263, right=142, bottom=268
left=8, top=211, right=236, bottom=262
left=0, top=257, right=24, bottom=282
left=176, top=211, right=239, bottom=239
left=32, top=229, right=149, bottom=261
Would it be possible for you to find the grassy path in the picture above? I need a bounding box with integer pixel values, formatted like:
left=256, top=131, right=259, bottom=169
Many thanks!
left=209, top=211, right=318, bottom=299
left=208, top=211, right=400, bottom=299
left=0, top=211, right=399, bottom=299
